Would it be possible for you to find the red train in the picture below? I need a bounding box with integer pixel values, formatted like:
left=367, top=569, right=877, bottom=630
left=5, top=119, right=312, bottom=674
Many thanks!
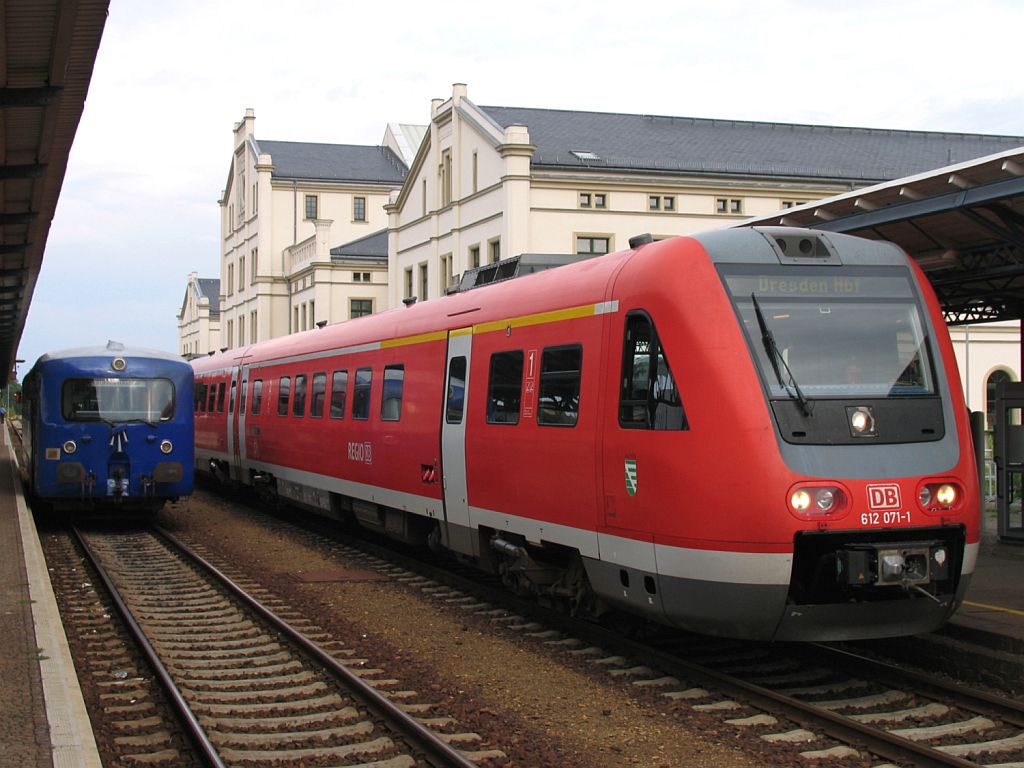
left=193, top=227, right=980, bottom=641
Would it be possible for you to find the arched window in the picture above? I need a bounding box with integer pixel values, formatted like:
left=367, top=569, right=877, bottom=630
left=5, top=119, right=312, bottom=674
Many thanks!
left=986, top=369, right=1014, bottom=430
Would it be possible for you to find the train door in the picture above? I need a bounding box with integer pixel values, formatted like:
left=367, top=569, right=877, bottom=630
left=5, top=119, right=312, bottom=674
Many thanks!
left=234, top=365, right=249, bottom=480
left=602, top=310, right=688, bottom=533
left=227, top=366, right=244, bottom=481
left=440, top=327, right=476, bottom=556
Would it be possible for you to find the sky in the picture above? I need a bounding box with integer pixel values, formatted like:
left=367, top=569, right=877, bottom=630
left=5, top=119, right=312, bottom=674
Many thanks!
left=17, top=0, right=1024, bottom=376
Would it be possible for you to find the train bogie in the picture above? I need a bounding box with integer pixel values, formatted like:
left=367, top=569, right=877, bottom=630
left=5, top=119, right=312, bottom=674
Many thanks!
left=194, top=227, right=980, bottom=641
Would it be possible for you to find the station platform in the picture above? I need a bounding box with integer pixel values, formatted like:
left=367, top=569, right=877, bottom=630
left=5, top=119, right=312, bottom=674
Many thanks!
left=0, top=424, right=1021, bottom=768
left=948, top=523, right=1024, bottom=644
left=0, top=425, right=99, bottom=768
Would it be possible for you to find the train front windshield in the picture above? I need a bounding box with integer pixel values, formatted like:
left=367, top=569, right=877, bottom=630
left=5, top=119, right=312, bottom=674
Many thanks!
left=721, top=265, right=936, bottom=399
left=62, top=378, right=176, bottom=423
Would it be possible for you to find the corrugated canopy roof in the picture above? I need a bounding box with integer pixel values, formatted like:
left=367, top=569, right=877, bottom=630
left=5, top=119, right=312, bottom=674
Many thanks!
left=0, top=0, right=109, bottom=377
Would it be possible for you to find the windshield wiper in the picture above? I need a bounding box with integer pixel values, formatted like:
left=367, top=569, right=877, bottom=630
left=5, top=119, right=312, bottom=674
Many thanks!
left=751, top=293, right=811, bottom=416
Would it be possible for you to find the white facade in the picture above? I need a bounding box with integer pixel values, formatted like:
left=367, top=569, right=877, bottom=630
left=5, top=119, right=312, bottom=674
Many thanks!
left=386, top=84, right=851, bottom=307
left=177, top=272, right=220, bottom=358
left=384, top=84, right=1022, bottom=425
left=950, top=321, right=1021, bottom=426
left=213, top=109, right=409, bottom=351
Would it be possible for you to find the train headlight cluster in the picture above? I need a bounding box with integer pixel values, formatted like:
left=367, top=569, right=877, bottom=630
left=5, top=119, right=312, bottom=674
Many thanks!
left=159, top=439, right=174, bottom=454
left=62, top=440, right=77, bottom=455
left=918, top=482, right=960, bottom=511
left=788, top=484, right=848, bottom=519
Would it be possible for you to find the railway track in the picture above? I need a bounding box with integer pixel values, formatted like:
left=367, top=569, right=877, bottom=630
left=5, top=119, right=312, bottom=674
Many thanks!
left=70, top=524, right=489, bottom=768
left=242, top=504, right=1024, bottom=767
left=405, top=567, right=1024, bottom=766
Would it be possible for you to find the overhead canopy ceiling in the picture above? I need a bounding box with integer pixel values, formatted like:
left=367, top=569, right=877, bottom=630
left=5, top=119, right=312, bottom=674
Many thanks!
left=1, top=0, right=108, bottom=379
left=742, top=147, right=1024, bottom=325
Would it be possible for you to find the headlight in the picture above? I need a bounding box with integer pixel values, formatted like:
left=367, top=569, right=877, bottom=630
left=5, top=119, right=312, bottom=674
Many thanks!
left=159, top=439, right=173, bottom=454
left=62, top=440, right=77, bottom=455
left=815, top=489, right=835, bottom=511
left=918, top=481, right=961, bottom=512
left=936, top=484, right=957, bottom=506
left=789, top=484, right=848, bottom=519
left=847, top=406, right=877, bottom=437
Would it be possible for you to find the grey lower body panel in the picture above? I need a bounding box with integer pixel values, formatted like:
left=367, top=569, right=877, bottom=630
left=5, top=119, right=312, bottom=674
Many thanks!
left=583, top=556, right=969, bottom=642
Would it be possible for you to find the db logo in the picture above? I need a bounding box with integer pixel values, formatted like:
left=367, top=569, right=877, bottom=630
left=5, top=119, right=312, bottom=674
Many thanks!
left=867, top=484, right=901, bottom=510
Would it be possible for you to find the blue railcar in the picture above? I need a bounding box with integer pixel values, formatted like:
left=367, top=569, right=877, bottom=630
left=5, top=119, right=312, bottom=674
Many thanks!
left=21, top=341, right=194, bottom=514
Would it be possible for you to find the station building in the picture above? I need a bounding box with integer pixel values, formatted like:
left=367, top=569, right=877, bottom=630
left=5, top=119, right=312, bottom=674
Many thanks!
left=387, top=83, right=1024, bottom=309
left=179, top=110, right=423, bottom=357
left=181, top=87, right=1024, bottom=418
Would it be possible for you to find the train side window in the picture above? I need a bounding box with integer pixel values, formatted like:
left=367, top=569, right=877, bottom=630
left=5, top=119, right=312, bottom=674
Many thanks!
left=487, top=351, right=524, bottom=424
left=352, top=367, right=372, bottom=420
left=240, top=379, right=248, bottom=414
left=538, top=345, right=582, bottom=427
left=330, top=370, right=348, bottom=418
left=229, top=380, right=236, bottom=414
left=196, top=382, right=207, bottom=413
left=382, top=365, right=404, bottom=421
left=216, top=382, right=226, bottom=413
left=293, top=374, right=307, bottom=417
left=311, top=372, right=326, bottom=418
left=251, top=379, right=263, bottom=415
left=446, top=356, right=467, bottom=424
left=277, top=376, right=291, bottom=416
left=207, top=384, right=216, bottom=413
left=619, top=312, right=687, bottom=430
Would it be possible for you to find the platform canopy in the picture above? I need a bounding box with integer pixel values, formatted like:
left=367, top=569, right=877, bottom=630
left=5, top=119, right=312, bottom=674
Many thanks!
left=0, top=0, right=108, bottom=379
left=741, top=147, right=1024, bottom=325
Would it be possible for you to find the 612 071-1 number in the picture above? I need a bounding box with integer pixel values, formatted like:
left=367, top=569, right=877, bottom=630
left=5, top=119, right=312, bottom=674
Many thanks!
left=861, top=510, right=912, bottom=526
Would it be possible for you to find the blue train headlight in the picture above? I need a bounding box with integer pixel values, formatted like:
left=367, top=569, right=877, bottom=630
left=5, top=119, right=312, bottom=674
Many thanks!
left=62, top=440, right=77, bottom=455
left=159, top=439, right=173, bottom=454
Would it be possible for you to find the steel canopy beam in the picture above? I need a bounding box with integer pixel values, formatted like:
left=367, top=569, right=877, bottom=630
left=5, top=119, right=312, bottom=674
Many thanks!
left=809, top=175, right=1024, bottom=233
left=0, top=86, right=63, bottom=107
left=0, top=164, right=47, bottom=180
left=0, top=212, right=38, bottom=226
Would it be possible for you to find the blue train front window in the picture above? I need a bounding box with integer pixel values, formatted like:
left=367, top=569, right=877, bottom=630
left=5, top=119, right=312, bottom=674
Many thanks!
left=62, top=378, right=175, bottom=422
left=722, top=266, right=936, bottom=399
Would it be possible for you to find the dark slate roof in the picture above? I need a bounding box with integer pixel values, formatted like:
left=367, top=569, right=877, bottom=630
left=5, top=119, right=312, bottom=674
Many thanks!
left=197, top=278, right=220, bottom=315
left=181, top=278, right=220, bottom=319
left=330, top=228, right=388, bottom=261
left=254, top=139, right=408, bottom=183
left=480, top=106, right=1024, bottom=183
